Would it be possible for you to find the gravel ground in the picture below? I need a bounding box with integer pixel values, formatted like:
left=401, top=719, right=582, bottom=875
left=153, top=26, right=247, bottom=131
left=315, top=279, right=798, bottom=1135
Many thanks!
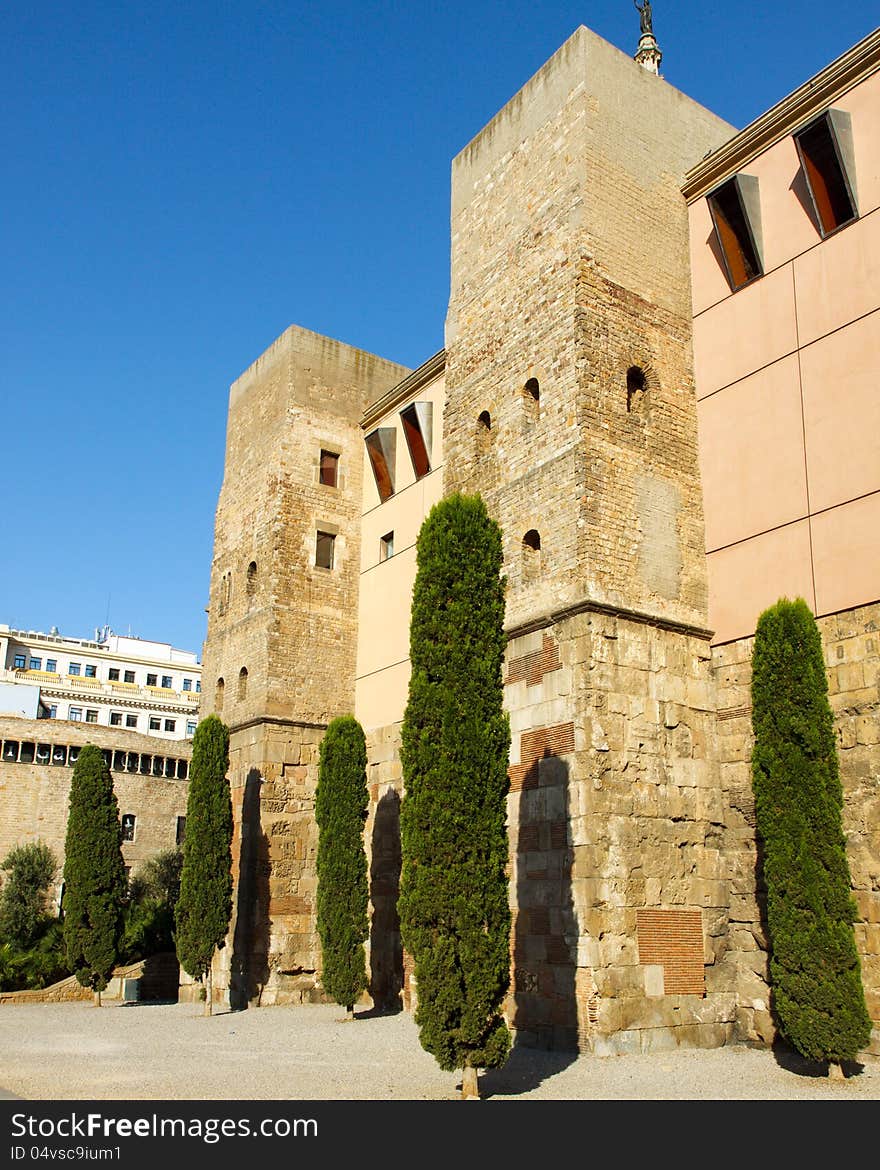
left=1, top=1001, right=878, bottom=1102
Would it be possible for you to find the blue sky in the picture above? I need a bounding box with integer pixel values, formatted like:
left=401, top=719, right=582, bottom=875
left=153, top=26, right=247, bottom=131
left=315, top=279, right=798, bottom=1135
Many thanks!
left=1, top=2, right=875, bottom=658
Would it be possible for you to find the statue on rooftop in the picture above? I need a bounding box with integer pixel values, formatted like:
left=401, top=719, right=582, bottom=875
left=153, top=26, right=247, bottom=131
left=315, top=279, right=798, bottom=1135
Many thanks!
left=634, top=0, right=653, bottom=36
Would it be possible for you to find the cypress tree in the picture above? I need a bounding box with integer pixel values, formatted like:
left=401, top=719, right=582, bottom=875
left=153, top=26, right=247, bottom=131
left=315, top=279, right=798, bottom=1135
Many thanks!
left=398, top=493, right=511, bottom=1099
left=62, top=745, right=127, bottom=1004
left=175, top=714, right=233, bottom=1015
left=751, top=597, right=872, bottom=1071
left=0, top=841, right=57, bottom=947
left=315, top=714, right=369, bottom=1016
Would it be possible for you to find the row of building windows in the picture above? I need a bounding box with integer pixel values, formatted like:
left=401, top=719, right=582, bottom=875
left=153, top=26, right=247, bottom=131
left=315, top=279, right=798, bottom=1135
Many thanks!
left=11, top=654, right=199, bottom=692
left=1, top=739, right=189, bottom=779
left=708, top=108, right=858, bottom=292
left=48, top=706, right=196, bottom=736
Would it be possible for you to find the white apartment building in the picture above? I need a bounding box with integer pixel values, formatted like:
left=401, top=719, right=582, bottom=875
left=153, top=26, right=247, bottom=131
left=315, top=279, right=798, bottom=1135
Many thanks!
left=0, top=624, right=201, bottom=741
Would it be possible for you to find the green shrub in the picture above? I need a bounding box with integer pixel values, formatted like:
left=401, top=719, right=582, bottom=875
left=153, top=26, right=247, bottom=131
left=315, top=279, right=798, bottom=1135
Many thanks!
left=315, top=715, right=369, bottom=1012
left=175, top=716, right=232, bottom=1013
left=62, top=745, right=127, bottom=995
left=0, top=840, right=57, bottom=947
left=399, top=493, right=512, bottom=1086
left=121, top=848, right=183, bottom=963
left=751, top=597, right=872, bottom=1064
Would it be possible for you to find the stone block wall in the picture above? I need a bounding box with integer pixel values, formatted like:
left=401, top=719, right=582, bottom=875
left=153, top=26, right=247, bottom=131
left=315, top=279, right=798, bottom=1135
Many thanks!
left=212, top=719, right=327, bottom=1008
left=202, top=325, right=408, bottom=1008
left=505, top=615, right=734, bottom=1054
left=202, top=325, right=409, bottom=730
left=0, top=716, right=191, bottom=900
left=444, top=25, right=734, bottom=636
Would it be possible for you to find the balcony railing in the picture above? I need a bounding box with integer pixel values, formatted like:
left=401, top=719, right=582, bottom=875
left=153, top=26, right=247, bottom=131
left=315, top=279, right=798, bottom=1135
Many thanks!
left=7, top=669, right=201, bottom=709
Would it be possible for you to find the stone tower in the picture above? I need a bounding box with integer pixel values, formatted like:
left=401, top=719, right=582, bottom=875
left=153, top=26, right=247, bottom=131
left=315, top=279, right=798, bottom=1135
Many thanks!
left=201, top=325, right=408, bottom=1005
left=444, top=27, right=739, bottom=1050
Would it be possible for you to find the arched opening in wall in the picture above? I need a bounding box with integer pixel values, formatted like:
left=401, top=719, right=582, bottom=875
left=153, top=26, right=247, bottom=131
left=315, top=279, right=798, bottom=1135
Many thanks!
left=477, top=410, right=492, bottom=455
left=523, top=378, right=540, bottom=423
left=219, top=571, right=232, bottom=615
left=238, top=667, right=248, bottom=702
left=522, top=530, right=542, bottom=580
left=246, top=561, right=257, bottom=598
left=216, top=677, right=225, bottom=712
left=626, top=366, right=648, bottom=413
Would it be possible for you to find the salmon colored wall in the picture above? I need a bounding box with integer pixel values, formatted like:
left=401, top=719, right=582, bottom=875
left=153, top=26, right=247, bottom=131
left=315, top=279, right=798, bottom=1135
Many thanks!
left=690, top=66, right=880, bottom=643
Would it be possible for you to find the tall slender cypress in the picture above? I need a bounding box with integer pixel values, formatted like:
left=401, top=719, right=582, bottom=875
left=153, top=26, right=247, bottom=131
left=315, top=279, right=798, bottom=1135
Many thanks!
left=62, top=745, right=127, bottom=1003
left=751, top=597, right=872, bottom=1068
left=315, top=714, right=369, bottom=1015
left=399, top=493, right=511, bottom=1098
left=175, top=714, right=233, bottom=1015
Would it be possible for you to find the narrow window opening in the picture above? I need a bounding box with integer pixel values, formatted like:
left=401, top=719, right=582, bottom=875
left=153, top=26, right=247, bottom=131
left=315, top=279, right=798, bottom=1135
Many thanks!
left=400, top=402, right=432, bottom=479
left=121, top=814, right=136, bottom=843
left=794, top=111, right=857, bottom=237
left=319, top=449, right=339, bottom=487
left=523, top=378, right=541, bottom=425
left=246, top=561, right=257, bottom=596
left=626, top=366, right=647, bottom=412
left=365, top=428, right=396, bottom=502
left=315, top=531, right=335, bottom=570
left=176, top=816, right=187, bottom=845
left=216, top=677, right=225, bottom=712
left=523, top=530, right=542, bottom=581
left=238, top=667, right=248, bottom=701
left=380, top=532, right=394, bottom=562
left=707, top=175, right=763, bottom=291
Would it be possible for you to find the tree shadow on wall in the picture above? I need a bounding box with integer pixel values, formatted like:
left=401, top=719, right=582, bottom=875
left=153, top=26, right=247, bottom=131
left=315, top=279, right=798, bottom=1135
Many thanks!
left=481, top=750, right=580, bottom=1098
left=367, top=788, right=404, bottom=1015
left=229, top=768, right=270, bottom=1010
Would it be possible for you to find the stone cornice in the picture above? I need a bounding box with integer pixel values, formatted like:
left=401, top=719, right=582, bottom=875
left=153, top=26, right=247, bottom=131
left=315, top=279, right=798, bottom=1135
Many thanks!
left=228, top=715, right=329, bottom=735
left=506, top=596, right=714, bottom=643
left=361, top=349, right=446, bottom=432
left=682, top=28, right=880, bottom=202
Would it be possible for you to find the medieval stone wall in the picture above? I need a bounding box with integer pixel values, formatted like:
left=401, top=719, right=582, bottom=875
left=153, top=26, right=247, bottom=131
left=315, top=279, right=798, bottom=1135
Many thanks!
left=444, top=26, right=734, bottom=635
left=0, top=716, right=191, bottom=899
left=202, top=325, right=409, bottom=731
left=504, top=615, right=733, bottom=1053
left=202, top=326, right=408, bottom=1007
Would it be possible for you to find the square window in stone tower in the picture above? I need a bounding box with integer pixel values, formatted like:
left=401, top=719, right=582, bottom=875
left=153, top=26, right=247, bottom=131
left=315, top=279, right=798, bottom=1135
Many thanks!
left=319, top=449, right=339, bottom=487
left=315, top=531, right=335, bottom=570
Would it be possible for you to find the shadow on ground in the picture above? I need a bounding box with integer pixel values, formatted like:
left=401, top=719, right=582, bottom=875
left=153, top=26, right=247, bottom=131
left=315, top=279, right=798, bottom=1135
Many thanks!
left=478, top=1043, right=581, bottom=1098
left=771, top=1037, right=866, bottom=1080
